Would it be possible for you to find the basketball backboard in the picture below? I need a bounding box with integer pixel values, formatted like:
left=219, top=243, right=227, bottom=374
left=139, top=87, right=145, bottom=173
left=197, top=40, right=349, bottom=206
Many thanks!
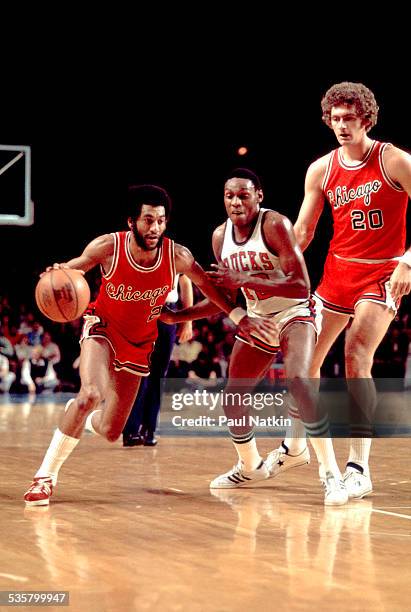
left=0, top=144, right=33, bottom=226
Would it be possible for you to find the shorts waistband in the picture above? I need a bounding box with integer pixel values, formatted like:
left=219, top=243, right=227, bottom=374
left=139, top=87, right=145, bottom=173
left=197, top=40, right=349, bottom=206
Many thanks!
left=333, top=253, right=395, bottom=265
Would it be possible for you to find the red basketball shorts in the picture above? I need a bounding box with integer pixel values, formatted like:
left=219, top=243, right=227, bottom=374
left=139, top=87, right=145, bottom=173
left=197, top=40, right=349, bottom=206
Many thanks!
left=315, top=253, right=399, bottom=316
left=80, top=310, right=155, bottom=376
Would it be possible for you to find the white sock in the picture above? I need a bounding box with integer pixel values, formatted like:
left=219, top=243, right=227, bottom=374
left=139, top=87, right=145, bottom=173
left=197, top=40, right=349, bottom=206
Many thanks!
left=347, top=438, right=372, bottom=475
left=84, top=409, right=101, bottom=435
left=309, top=438, right=341, bottom=479
left=232, top=436, right=262, bottom=471
left=35, top=428, right=80, bottom=485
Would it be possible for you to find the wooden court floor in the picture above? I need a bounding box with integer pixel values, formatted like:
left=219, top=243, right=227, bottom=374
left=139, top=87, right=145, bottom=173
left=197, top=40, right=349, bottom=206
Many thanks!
left=1, top=400, right=410, bottom=612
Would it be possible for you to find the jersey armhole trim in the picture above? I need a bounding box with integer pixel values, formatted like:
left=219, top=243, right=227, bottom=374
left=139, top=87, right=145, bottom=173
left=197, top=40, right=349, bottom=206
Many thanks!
left=169, top=239, right=176, bottom=295
left=321, top=151, right=334, bottom=193
left=102, top=232, right=119, bottom=280
left=379, top=143, right=404, bottom=192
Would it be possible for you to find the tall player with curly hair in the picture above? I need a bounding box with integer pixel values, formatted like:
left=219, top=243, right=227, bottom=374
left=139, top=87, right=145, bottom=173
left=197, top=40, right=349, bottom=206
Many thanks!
left=273, top=82, right=411, bottom=499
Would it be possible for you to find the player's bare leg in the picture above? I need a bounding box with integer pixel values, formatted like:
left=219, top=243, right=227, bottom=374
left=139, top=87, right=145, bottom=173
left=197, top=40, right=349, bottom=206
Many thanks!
left=210, top=340, right=273, bottom=489
left=61, top=338, right=113, bottom=437
left=284, top=310, right=349, bottom=452
left=305, top=310, right=351, bottom=484
left=267, top=321, right=348, bottom=505
left=24, top=338, right=141, bottom=505
left=310, top=309, right=351, bottom=378
left=343, top=301, right=395, bottom=499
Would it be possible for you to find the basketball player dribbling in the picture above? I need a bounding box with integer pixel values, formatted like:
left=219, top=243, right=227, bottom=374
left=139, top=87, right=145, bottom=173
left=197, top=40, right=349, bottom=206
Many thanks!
left=162, top=168, right=348, bottom=505
left=24, top=184, right=277, bottom=506
left=275, top=82, right=411, bottom=499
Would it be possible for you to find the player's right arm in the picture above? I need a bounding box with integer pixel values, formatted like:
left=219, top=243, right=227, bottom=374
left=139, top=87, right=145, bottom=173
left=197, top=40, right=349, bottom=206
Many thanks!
left=294, top=156, right=328, bottom=252
left=43, top=234, right=115, bottom=275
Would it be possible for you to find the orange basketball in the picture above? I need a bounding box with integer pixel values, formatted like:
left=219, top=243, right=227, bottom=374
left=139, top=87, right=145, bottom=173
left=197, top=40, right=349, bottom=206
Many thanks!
left=35, top=268, right=91, bottom=323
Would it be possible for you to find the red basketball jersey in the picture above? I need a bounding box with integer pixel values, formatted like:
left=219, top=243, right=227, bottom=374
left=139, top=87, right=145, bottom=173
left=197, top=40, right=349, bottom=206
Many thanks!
left=322, top=141, right=408, bottom=259
left=94, top=231, right=175, bottom=344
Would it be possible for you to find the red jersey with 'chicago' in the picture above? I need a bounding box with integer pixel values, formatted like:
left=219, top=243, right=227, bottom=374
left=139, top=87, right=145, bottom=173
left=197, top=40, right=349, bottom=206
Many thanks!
left=323, top=141, right=408, bottom=259
left=94, top=231, right=175, bottom=344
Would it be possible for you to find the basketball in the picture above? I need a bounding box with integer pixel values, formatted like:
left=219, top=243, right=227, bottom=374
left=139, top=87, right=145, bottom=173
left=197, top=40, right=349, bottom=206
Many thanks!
left=35, top=268, right=90, bottom=322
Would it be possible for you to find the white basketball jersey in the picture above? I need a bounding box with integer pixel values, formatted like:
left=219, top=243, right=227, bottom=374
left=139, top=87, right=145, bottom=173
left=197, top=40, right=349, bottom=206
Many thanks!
left=221, top=208, right=305, bottom=317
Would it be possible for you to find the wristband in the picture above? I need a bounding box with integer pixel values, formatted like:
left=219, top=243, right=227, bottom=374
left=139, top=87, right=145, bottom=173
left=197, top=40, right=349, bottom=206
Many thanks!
left=229, top=307, right=247, bottom=325
left=398, top=252, right=411, bottom=268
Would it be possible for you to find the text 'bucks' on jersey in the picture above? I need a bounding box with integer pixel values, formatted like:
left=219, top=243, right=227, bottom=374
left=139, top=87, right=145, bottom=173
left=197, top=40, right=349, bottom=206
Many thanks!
left=221, top=208, right=307, bottom=317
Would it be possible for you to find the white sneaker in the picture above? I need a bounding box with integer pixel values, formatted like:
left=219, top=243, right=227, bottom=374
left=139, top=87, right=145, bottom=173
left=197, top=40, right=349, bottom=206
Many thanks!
left=343, top=469, right=373, bottom=499
left=210, top=460, right=269, bottom=489
left=265, top=442, right=310, bottom=479
left=321, top=471, right=348, bottom=506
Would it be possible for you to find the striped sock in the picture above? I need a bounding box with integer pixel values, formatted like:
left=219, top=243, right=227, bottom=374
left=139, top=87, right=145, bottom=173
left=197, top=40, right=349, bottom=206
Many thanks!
left=302, top=414, right=330, bottom=437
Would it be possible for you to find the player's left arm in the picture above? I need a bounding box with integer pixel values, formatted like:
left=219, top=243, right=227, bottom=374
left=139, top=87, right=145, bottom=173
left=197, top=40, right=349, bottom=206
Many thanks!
left=384, top=146, right=411, bottom=300
left=207, top=212, right=310, bottom=299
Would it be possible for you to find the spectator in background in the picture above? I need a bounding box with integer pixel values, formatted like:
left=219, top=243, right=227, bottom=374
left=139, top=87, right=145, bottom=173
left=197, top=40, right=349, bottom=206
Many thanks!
left=214, top=315, right=236, bottom=377
left=18, top=312, right=37, bottom=336
left=37, top=332, right=61, bottom=392
left=168, top=326, right=203, bottom=380
left=0, top=354, right=15, bottom=393
left=1, top=315, right=13, bottom=341
left=29, top=346, right=49, bottom=392
left=5, top=323, right=21, bottom=347
left=186, top=349, right=223, bottom=390
left=15, top=335, right=35, bottom=393
left=0, top=326, right=14, bottom=359
left=27, top=321, right=44, bottom=347
left=0, top=295, right=12, bottom=318
left=40, top=332, right=61, bottom=367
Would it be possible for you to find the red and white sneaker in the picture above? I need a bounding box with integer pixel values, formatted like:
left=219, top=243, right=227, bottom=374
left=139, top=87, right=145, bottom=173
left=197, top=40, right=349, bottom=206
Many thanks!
left=24, top=477, right=53, bottom=506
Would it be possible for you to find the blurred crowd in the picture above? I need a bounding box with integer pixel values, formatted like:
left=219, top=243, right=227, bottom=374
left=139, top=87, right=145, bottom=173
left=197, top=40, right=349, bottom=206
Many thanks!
left=1, top=290, right=411, bottom=396
left=0, top=294, right=82, bottom=395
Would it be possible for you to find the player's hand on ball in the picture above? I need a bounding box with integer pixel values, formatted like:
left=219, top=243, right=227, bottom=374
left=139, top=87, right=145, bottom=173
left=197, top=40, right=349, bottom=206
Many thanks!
left=41, top=264, right=84, bottom=277
left=42, top=263, right=69, bottom=276
left=237, top=316, right=277, bottom=346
